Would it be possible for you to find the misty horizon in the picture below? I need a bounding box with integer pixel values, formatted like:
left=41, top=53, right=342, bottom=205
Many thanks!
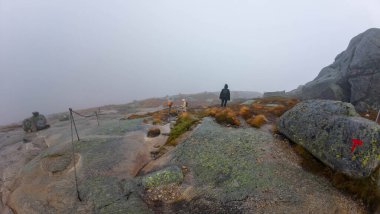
left=1, top=0, right=380, bottom=125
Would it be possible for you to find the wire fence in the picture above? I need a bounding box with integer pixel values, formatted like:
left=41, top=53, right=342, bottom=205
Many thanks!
left=69, top=107, right=103, bottom=202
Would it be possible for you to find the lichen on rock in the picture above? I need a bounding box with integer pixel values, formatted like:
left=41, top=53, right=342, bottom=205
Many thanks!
left=277, top=100, right=380, bottom=178
left=141, top=166, right=184, bottom=189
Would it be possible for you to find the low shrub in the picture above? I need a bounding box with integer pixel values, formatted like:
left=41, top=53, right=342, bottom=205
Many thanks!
left=151, top=109, right=178, bottom=125
left=250, top=97, right=300, bottom=118
left=204, top=107, right=219, bottom=117
left=214, top=108, right=240, bottom=126
left=246, top=114, right=268, bottom=128
left=239, top=105, right=252, bottom=119
left=252, top=103, right=264, bottom=110
left=270, top=105, right=287, bottom=117
left=152, top=113, right=162, bottom=125
left=127, top=113, right=151, bottom=120
left=203, top=107, right=240, bottom=126
left=286, top=99, right=298, bottom=107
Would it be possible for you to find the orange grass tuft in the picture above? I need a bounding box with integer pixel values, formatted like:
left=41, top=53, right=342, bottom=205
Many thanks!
left=214, top=108, right=240, bottom=126
left=247, top=114, right=268, bottom=128
left=252, top=103, right=264, bottom=110
left=270, top=105, right=287, bottom=117
left=205, top=107, right=219, bottom=117
left=239, top=106, right=252, bottom=119
left=127, top=114, right=147, bottom=120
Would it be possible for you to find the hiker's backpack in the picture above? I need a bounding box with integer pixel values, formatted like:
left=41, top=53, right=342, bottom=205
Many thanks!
left=221, top=89, right=229, bottom=99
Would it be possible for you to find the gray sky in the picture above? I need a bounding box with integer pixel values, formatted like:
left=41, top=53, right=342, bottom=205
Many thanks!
left=1, top=0, right=379, bottom=125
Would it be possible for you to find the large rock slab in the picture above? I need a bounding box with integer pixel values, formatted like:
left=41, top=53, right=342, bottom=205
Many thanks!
left=289, top=28, right=380, bottom=110
left=7, top=117, right=155, bottom=214
left=161, top=118, right=365, bottom=213
left=277, top=100, right=380, bottom=178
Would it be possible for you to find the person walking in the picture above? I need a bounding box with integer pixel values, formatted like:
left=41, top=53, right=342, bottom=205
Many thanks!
left=181, top=98, right=188, bottom=112
left=219, top=84, right=230, bottom=107
left=167, top=98, right=173, bottom=115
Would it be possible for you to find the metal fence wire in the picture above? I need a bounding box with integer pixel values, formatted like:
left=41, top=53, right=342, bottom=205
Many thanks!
left=68, top=107, right=102, bottom=202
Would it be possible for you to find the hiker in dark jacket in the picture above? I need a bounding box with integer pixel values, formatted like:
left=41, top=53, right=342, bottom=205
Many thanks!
left=219, top=84, right=230, bottom=107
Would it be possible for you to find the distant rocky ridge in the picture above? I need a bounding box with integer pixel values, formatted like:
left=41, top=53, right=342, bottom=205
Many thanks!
left=0, top=91, right=261, bottom=128
left=170, top=91, right=262, bottom=103
left=289, top=28, right=380, bottom=112
left=126, top=91, right=262, bottom=109
left=263, top=90, right=286, bottom=98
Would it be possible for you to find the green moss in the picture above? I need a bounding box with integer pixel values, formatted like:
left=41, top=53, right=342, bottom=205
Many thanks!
left=166, top=113, right=199, bottom=146
left=359, top=138, right=380, bottom=166
left=174, top=118, right=290, bottom=201
left=361, top=155, right=369, bottom=166
left=141, top=166, right=184, bottom=188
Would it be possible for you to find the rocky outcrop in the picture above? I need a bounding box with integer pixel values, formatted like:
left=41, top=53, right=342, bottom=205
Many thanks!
left=22, top=112, right=49, bottom=132
left=164, top=118, right=364, bottom=213
left=147, top=128, right=161, bottom=138
left=289, top=28, right=380, bottom=111
left=6, top=116, right=157, bottom=214
left=263, top=90, right=286, bottom=98
left=277, top=100, right=380, bottom=178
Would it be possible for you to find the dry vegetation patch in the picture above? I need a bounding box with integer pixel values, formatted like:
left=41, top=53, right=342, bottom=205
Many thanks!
left=127, top=113, right=152, bottom=120
left=246, top=115, right=268, bottom=128
left=358, top=108, right=380, bottom=124
left=239, top=106, right=253, bottom=119
left=127, top=109, right=179, bottom=125
left=204, top=107, right=240, bottom=126
left=202, top=97, right=298, bottom=129
left=251, top=97, right=299, bottom=118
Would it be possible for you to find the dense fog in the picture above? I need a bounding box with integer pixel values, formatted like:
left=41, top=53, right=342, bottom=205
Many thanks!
left=1, top=0, right=379, bottom=125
